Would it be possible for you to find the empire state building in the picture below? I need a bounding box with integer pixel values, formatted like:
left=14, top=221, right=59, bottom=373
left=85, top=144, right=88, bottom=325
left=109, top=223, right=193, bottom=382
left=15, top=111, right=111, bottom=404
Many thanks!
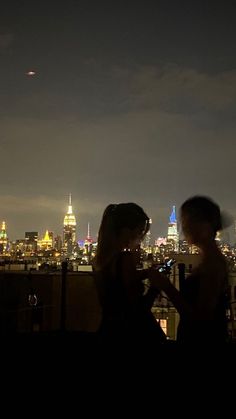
left=167, top=205, right=179, bottom=251
left=63, top=194, right=77, bottom=257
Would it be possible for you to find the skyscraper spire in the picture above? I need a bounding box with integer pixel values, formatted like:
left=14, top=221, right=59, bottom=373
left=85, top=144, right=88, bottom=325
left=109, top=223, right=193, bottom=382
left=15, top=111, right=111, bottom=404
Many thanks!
left=68, top=193, right=73, bottom=215
left=169, top=206, right=177, bottom=223
left=87, top=222, right=90, bottom=240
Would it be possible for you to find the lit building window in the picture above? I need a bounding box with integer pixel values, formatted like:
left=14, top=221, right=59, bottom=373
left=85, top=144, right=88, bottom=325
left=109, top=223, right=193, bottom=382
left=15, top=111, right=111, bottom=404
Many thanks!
left=159, top=319, right=167, bottom=335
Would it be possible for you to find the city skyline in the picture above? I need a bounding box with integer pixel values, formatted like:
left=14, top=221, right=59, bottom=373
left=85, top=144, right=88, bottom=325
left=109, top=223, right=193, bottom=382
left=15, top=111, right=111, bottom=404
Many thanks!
left=1, top=197, right=181, bottom=241
left=1, top=2, right=236, bottom=241
left=1, top=197, right=235, bottom=244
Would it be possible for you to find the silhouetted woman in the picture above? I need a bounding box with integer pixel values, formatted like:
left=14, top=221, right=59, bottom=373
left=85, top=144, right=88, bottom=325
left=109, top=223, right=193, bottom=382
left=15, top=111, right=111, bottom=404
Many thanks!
left=93, top=203, right=166, bottom=344
left=150, top=196, right=229, bottom=344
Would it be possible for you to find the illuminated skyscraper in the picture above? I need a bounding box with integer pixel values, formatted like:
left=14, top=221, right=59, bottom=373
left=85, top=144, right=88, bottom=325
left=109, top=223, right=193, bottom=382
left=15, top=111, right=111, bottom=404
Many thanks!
left=38, top=230, right=53, bottom=250
left=0, top=221, right=8, bottom=255
left=25, top=232, right=38, bottom=253
left=167, top=206, right=179, bottom=251
left=63, top=194, right=77, bottom=257
left=83, top=223, right=93, bottom=262
left=84, top=223, right=92, bottom=246
left=234, top=220, right=236, bottom=244
left=54, top=235, right=62, bottom=252
left=143, top=218, right=152, bottom=251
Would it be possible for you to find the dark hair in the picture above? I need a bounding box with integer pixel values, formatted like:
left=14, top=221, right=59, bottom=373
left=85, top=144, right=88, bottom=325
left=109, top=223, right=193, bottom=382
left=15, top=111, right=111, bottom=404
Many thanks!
left=181, top=196, right=222, bottom=234
left=94, top=203, right=150, bottom=270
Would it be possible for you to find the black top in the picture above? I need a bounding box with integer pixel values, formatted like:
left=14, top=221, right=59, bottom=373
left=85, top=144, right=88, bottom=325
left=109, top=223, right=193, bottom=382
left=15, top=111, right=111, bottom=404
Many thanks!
left=177, top=270, right=228, bottom=343
left=95, top=252, right=165, bottom=342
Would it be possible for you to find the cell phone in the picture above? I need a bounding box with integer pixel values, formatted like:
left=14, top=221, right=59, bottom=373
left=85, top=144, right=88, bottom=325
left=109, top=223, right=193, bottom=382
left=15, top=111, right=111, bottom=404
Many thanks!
left=158, top=259, right=176, bottom=273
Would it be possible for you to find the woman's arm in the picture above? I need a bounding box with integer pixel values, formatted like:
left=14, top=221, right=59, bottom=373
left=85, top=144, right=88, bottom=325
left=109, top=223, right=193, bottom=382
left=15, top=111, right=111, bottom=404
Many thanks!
left=120, top=254, right=159, bottom=312
left=149, top=269, right=193, bottom=318
left=142, top=286, right=159, bottom=310
left=149, top=265, right=226, bottom=324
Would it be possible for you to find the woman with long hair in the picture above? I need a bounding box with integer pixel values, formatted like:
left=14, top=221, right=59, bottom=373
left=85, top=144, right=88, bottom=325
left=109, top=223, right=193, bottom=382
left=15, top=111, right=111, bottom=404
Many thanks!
left=93, top=203, right=166, bottom=343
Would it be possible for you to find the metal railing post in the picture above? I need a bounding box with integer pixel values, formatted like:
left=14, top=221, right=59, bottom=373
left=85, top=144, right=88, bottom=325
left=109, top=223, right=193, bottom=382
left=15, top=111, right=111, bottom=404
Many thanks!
left=60, top=260, right=68, bottom=332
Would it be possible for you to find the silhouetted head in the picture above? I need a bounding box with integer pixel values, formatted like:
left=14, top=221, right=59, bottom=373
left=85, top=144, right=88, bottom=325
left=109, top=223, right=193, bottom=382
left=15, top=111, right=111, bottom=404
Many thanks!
left=95, top=203, right=150, bottom=270
left=180, top=196, right=222, bottom=245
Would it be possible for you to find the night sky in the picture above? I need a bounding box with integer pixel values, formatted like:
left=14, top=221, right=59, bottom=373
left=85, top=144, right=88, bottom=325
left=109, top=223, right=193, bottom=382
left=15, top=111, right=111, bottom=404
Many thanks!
left=1, top=0, right=236, bottom=241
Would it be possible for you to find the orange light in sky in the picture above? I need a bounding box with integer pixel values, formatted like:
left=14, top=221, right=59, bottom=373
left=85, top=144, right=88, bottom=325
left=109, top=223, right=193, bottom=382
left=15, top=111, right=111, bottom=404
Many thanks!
left=26, top=70, right=36, bottom=76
